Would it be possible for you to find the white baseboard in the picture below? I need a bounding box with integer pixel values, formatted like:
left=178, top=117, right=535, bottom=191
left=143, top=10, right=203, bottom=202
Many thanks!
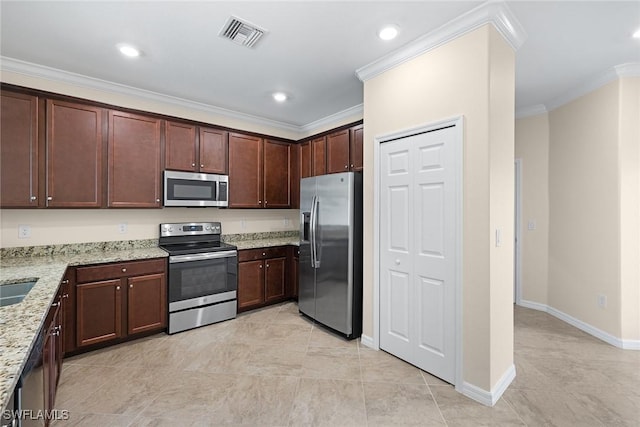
left=518, top=300, right=640, bottom=350
left=360, top=334, right=376, bottom=349
left=461, top=364, right=516, bottom=407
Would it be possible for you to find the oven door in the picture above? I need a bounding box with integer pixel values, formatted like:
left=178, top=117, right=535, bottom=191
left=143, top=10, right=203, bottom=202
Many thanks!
left=168, top=250, right=237, bottom=312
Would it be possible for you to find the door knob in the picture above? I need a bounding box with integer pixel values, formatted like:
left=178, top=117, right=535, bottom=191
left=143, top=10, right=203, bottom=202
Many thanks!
left=395, top=259, right=400, bottom=265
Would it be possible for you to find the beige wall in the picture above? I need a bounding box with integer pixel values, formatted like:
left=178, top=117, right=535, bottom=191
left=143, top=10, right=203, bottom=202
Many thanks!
left=363, top=25, right=515, bottom=391
left=0, top=208, right=300, bottom=248
left=516, top=76, right=640, bottom=344
left=618, top=77, right=640, bottom=340
left=515, top=113, right=550, bottom=305
left=548, top=80, right=622, bottom=338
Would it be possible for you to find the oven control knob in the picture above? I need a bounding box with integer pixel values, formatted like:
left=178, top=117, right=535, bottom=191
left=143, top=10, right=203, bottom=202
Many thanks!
left=205, top=226, right=210, bottom=230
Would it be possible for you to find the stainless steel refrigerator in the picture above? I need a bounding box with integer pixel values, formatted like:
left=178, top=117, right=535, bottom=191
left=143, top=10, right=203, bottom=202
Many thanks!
left=299, top=171, right=363, bottom=339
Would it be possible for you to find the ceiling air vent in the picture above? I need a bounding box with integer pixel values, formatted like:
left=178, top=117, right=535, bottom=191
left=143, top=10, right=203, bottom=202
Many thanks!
left=219, top=16, right=267, bottom=48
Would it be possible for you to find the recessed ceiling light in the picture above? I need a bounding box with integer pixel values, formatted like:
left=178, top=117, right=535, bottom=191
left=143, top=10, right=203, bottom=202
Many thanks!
left=273, top=92, right=287, bottom=102
left=378, top=25, right=399, bottom=41
left=118, top=44, right=140, bottom=58
left=633, top=28, right=640, bottom=39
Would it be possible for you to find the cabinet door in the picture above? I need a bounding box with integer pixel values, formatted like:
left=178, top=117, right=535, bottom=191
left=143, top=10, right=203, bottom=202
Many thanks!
left=165, top=121, right=197, bottom=172
left=229, top=133, right=263, bottom=208
left=311, top=137, right=326, bottom=176
left=61, top=270, right=76, bottom=354
left=43, top=295, right=62, bottom=414
left=199, top=127, right=228, bottom=174
left=263, top=140, right=291, bottom=208
left=326, top=129, right=350, bottom=174
left=127, top=273, right=166, bottom=335
left=0, top=91, right=39, bottom=208
left=46, top=100, right=104, bottom=207
left=265, top=256, right=287, bottom=303
left=237, top=260, right=265, bottom=311
left=300, top=141, right=312, bottom=178
left=290, top=144, right=300, bottom=209
left=350, top=124, right=364, bottom=172
left=76, top=279, right=123, bottom=347
left=108, top=111, right=162, bottom=208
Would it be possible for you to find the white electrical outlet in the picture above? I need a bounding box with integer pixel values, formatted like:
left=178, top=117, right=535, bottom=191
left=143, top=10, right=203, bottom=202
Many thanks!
left=527, top=220, right=537, bottom=231
left=283, top=218, right=290, bottom=227
left=495, top=228, right=502, bottom=247
left=18, top=225, right=31, bottom=239
left=597, top=294, right=607, bottom=309
left=240, top=220, right=246, bottom=230
left=118, top=223, right=128, bottom=234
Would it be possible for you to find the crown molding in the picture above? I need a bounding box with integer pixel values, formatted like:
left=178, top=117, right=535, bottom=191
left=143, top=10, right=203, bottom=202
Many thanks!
left=355, top=1, right=527, bottom=82
left=299, top=103, right=363, bottom=134
left=546, top=62, right=640, bottom=112
left=515, top=104, right=548, bottom=119
left=0, top=56, right=307, bottom=135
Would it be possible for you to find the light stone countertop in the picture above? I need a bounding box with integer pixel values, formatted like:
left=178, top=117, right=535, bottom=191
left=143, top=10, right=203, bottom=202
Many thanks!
left=232, top=237, right=299, bottom=250
left=0, top=247, right=168, bottom=412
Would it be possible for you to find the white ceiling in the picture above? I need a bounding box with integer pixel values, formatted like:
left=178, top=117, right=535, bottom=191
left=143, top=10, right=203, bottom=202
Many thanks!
left=1, top=1, right=639, bottom=130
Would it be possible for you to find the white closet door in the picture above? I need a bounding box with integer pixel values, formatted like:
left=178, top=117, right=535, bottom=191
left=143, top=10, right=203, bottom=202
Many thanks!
left=380, top=125, right=457, bottom=384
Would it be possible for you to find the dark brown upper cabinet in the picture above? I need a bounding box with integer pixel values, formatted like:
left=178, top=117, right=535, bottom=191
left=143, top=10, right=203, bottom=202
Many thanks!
left=165, top=121, right=228, bottom=174
left=300, top=141, right=312, bottom=179
left=229, top=133, right=292, bottom=209
left=326, top=129, right=350, bottom=174
left=228, top=132, right=263, bottom=208
left=263, top=139, right=291, bottom=208
left=0, top=91, right=40, bottom=208
left=46, top=99, right=104, bottom=208
left=311, top=136, right=326, bottom=176
left=326, top=125, right=363, bottom=174
left=108, top=111, right=162, bottom=208
left=349, top=124, right=364, bottom=172
left=290, top=144, right=300, bottom=209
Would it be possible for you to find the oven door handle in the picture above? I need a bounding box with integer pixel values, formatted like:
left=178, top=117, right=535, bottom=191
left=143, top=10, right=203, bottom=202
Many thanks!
left=169, top=250, right=237, bottom=263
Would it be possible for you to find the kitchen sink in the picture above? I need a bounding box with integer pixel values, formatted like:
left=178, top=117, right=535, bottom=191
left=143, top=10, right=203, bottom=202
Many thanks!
left=0, top=280, right=37, bottom=307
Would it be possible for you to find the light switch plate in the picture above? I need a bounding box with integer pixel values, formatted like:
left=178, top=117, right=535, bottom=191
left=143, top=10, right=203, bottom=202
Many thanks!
left=527, top=220, right=536, bottom=230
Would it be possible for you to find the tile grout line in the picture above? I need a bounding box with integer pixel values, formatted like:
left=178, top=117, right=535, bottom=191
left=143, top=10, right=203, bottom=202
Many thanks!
left=420, top=370, right=449, bottom=426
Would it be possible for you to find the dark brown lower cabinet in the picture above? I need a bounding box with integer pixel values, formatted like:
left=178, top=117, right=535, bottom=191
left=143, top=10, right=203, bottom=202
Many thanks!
left=43, top=288, right=63, bottom=420
left=290, top=246, right=299, bottom=300
left=74, top=258, right=167, bottom=349
left=237, top=246, right=290, bottom=312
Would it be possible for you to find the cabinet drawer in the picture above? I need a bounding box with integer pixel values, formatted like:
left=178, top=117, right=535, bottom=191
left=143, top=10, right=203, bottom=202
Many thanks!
left=238, top=246, right=288, bottom=262
left=76, top=258, right=166, bottom=283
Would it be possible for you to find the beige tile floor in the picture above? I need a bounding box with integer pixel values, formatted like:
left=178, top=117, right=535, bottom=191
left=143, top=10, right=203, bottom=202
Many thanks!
left=53, top=303, right=640, bottom=426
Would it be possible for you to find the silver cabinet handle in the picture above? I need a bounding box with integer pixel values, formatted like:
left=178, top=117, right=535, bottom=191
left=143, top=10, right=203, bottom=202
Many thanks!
left=262, top=252, right=266, bottom=256
left=259, top=264, right=263, bottom=269
left=156, top=198, right=160, bottom=203
left=116, top=286, right=120, bottom=290
left=63, top=293, right=69, bottom=298
left=258, top=200, right=262, bottom=204
left=345, top=165, right=348, bottom=169
left=200, top=164, right=204, bottom=168
left=61, top=279, right=69, bottom=284
left=266, top=264, right=269, bottom=268
left=129, top=284, right=133, bottom=288
left=30, top=196, right=37, bottom=201
left=350, top=164, right=354, bottom=168
left=192, top=163, right=196, bottom=167
left=122, top=268, right=127, bottom=272
left=47, top=196, right=53, bottom=201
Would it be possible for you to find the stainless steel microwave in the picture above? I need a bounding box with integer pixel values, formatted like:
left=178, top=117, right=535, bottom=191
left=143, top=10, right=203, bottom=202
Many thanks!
left=163, top=171, right=229, bottom=207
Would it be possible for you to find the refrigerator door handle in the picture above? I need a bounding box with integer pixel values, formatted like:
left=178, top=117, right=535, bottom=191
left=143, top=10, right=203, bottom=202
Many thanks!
left=312, top=195, right=321, bottom=268
left=309, top=195, right=316, bottom=268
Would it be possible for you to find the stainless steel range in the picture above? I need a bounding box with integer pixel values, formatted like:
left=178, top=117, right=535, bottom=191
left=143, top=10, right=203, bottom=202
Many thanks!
left=159, top=222, right=237, bottom=334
